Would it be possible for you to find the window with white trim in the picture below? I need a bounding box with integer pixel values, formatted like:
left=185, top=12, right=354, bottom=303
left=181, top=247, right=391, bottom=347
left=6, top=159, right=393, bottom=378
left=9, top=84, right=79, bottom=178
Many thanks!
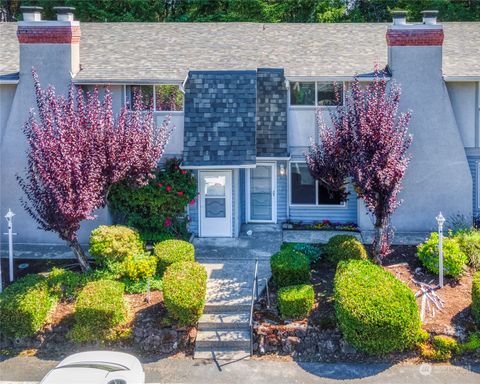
left=289, top=81, right=344, bottom=107
left=290, top=162, right=345, bottom=206
left=125, top=84, right=184, bottom=111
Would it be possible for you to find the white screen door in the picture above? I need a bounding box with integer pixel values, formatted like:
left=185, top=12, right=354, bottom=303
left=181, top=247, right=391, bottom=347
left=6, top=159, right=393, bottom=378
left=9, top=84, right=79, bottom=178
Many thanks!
left=247, top=163, right=276, bottom=223
left=199, top=171, right=232, bottom=237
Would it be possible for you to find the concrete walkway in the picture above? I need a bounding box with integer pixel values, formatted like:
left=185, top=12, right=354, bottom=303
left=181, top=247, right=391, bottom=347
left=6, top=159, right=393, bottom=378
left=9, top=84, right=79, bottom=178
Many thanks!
left=193, top=224, right=282, bottom=360
left=0, top=356, right=478, bottom=384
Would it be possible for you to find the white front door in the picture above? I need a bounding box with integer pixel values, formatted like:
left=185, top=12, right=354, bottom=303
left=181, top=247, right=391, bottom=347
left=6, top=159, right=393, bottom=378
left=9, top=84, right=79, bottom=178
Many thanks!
left=199, top=171, right=232, bottom=237
left=246, top=163, right=276, bottom=223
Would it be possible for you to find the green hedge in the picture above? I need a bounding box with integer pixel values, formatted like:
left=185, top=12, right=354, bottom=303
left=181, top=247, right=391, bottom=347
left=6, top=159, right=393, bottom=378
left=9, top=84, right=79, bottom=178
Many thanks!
left=47, top=267, right=86, bottom=300
left=324, top=235, right=368, bottom=264
left=455, top=231, right=480, bottom=270
left=473, top=271, right=480, bottom=324
left=270, top=250, right=310, bottom=288
left=70, top=280, right=127, bottom=342
left=278, top=284, right=314, bottom=319
left=153, top=239, right=195, bottom=274
left=0, top=274, right=56, bottom=337
left=334, top=259, right=421, bottom=355
left=89, top=225, right=144, bottom=266
left=163, top=261, right=207, bottom=325
left=417, top=232, right=467, bottom=278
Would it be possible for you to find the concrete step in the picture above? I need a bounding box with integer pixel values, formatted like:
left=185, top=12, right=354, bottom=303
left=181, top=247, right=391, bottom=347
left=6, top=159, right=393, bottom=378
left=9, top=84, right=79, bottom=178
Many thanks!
left=204, top=304, right=251, bottom=313
left=198, top=312, right=250, bottom=330
left=194, top=346, right=250, bottom=360
left=195, top=329, right=251, bottom=349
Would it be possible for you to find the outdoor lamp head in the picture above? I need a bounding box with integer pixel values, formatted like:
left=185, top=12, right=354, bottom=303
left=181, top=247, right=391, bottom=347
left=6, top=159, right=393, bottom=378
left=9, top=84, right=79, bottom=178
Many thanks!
left=436, top=212, right=445, bottom=226
left=4, top=209, right=15, bottom=222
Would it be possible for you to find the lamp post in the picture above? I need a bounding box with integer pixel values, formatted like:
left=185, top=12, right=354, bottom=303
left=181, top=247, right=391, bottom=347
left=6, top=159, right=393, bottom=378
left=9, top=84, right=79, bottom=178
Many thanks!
left=436, top=212, right=445, bottom=288
left=4, top=209, right=16, bottom=283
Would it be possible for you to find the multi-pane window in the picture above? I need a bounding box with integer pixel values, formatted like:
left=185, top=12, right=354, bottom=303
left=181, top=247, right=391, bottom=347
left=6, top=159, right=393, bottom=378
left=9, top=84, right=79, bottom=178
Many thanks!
left=125, top=84, right=183, bottom=111
left=290, top=163, right=344, bottom=206
left=290, top=81, right=344, bottom=106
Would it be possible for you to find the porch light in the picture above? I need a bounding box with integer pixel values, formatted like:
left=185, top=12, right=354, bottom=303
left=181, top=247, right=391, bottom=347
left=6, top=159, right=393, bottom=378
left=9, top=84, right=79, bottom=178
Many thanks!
left=436, top=212, right=445, bottom=288
left=279, top=163, right=286, bottom=176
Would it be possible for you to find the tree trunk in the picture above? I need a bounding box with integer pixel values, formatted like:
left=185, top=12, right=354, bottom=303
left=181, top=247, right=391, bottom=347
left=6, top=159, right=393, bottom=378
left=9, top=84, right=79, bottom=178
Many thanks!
left=373, top=222, right=384, bottom=265
left=68, top=239, right=91, bottom=273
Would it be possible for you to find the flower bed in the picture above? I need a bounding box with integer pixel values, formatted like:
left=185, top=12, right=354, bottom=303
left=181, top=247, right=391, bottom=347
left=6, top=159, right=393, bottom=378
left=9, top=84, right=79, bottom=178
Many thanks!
left=282, top=220, right=359, bottom=232
left=253, top=243, right=480, bottom=363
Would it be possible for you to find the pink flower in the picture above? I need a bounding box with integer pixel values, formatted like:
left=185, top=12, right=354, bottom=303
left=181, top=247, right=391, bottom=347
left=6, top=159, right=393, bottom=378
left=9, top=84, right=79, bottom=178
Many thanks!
left=166, top=185, right=172, bottom=192
left=164, top=217, right=172, bottom=227
left=189, top=199, right=195, bottom=205
left=177, top=191, right=184, bottom=196
left=157, top=183, right=163, bottom=187
left=181, top=170, right=187, bottom=175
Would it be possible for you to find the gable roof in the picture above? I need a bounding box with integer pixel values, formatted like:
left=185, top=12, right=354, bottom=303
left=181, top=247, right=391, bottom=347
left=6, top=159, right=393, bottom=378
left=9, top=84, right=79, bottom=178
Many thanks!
left=1, top=22, right=479, bottom=82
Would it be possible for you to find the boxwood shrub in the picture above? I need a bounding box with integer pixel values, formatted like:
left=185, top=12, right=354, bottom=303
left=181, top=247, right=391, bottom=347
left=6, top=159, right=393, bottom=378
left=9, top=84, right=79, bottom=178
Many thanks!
left=71, top=280, right=127, bottom=342
left=89, top=225, right=143, bottom=266
left=324, top=235, right=368, bottom=264
left=163, top=261, right=207, bottom=325
left=153, top=239, right=195, bottom=274
left=455, top=231, right=480, bottom=270
left=47, top=267, right=87, bottom=300
left=334, top=259, right=421, bottom=355
left=270, top=249, right=310, bottom=288
left=121, top=252, right=157, bottom=281
left=473, top=271, right=480, bottom=324
left=278, top=284, right=314, bottom=319
left=417, top=232, right=467, bottom=278
left=0, top=274, right=56, bottom=337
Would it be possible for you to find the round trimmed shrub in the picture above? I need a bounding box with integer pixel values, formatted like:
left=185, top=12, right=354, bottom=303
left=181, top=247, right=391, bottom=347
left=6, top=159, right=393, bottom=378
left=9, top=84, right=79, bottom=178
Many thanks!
left=89, top=225, right=143, bottom=265
left=70, top=280, right=127, bottom=342
left=270, top=250, right=310, bottom=288
left=0, top=274, right=56, bottom=337
left=455, top=231, right=480, bottom=270
left=153, top=239, right=195, bottom=274
left=163, top=261, right=207, bottom=325
left=278, top=284, right=314, bottom=319
left=473, top=271, right=480, bottom=324
left=334, top=259, right=421, bottom=355
left=324, top=235, right=368, bottom=264
left=417, top=232, right=467, bottom=278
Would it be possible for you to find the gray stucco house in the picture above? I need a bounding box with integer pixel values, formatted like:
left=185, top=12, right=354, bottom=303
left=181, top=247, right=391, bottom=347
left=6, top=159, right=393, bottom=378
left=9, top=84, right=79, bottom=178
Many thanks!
left=0, top=7, right=479, bottom=249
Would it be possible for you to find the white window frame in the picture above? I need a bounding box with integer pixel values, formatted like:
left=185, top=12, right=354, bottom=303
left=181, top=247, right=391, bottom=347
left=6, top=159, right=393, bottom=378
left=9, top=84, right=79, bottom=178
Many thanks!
left=288, top=81, right=345, bottom=109
left=288, top=161, right=346, bottom=208
left=476, top=81, right=480, bottom=147
left=123, top=84, right=184, bottom=114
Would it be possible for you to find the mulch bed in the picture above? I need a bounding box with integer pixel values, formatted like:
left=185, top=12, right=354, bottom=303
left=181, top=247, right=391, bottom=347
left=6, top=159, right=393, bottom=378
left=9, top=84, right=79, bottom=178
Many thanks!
left=253, top=245, right=479, bottom=363
left=0, top=287, right=195, bottom=361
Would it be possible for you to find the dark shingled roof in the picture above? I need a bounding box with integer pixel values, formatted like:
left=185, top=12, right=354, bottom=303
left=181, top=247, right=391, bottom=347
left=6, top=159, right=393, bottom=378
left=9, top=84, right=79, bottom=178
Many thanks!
left=1, top=22, right=479, bottom=81
left=183, top=71, right=257, bottom=166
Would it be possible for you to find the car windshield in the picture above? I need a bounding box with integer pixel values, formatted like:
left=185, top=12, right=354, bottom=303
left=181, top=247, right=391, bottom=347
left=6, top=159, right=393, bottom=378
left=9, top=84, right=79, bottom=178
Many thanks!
left=58, top=362, right=128, bottom=372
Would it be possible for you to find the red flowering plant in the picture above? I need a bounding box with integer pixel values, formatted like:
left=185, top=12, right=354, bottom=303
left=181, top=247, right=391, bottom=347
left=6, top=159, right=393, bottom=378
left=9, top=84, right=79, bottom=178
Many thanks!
left=108, top=158, right=197, bottom=242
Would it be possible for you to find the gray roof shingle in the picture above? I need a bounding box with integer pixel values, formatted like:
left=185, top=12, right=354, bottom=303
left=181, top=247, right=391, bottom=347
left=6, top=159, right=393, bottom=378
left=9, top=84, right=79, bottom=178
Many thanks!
left=0, top=22, right=479, bottom=80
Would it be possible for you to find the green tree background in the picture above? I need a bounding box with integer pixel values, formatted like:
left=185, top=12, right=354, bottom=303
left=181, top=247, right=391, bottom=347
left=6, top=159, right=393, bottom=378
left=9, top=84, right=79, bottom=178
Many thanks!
left=2, top=0, right=479, bottom=22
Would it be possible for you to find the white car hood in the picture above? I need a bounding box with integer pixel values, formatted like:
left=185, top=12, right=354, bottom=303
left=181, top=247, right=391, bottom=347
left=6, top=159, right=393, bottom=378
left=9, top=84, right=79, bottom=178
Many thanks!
left=40, top=367, right=109, bottom=384
left=57, top=351, right=137, bottom=370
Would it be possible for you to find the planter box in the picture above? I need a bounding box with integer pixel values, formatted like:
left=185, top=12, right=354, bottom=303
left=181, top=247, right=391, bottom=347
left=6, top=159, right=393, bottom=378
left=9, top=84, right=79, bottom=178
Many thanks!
left=282, top=230, right=363, bottom=244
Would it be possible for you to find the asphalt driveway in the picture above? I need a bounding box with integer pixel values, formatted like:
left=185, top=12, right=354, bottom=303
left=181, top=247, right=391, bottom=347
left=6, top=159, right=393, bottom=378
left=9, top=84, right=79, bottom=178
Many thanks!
left=0, top=356, right=479, bottom=383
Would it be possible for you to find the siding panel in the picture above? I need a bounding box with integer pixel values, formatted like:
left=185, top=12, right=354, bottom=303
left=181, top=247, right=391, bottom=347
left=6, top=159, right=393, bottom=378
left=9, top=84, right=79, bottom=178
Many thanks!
left=467, top=155, right=479, bottom=216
